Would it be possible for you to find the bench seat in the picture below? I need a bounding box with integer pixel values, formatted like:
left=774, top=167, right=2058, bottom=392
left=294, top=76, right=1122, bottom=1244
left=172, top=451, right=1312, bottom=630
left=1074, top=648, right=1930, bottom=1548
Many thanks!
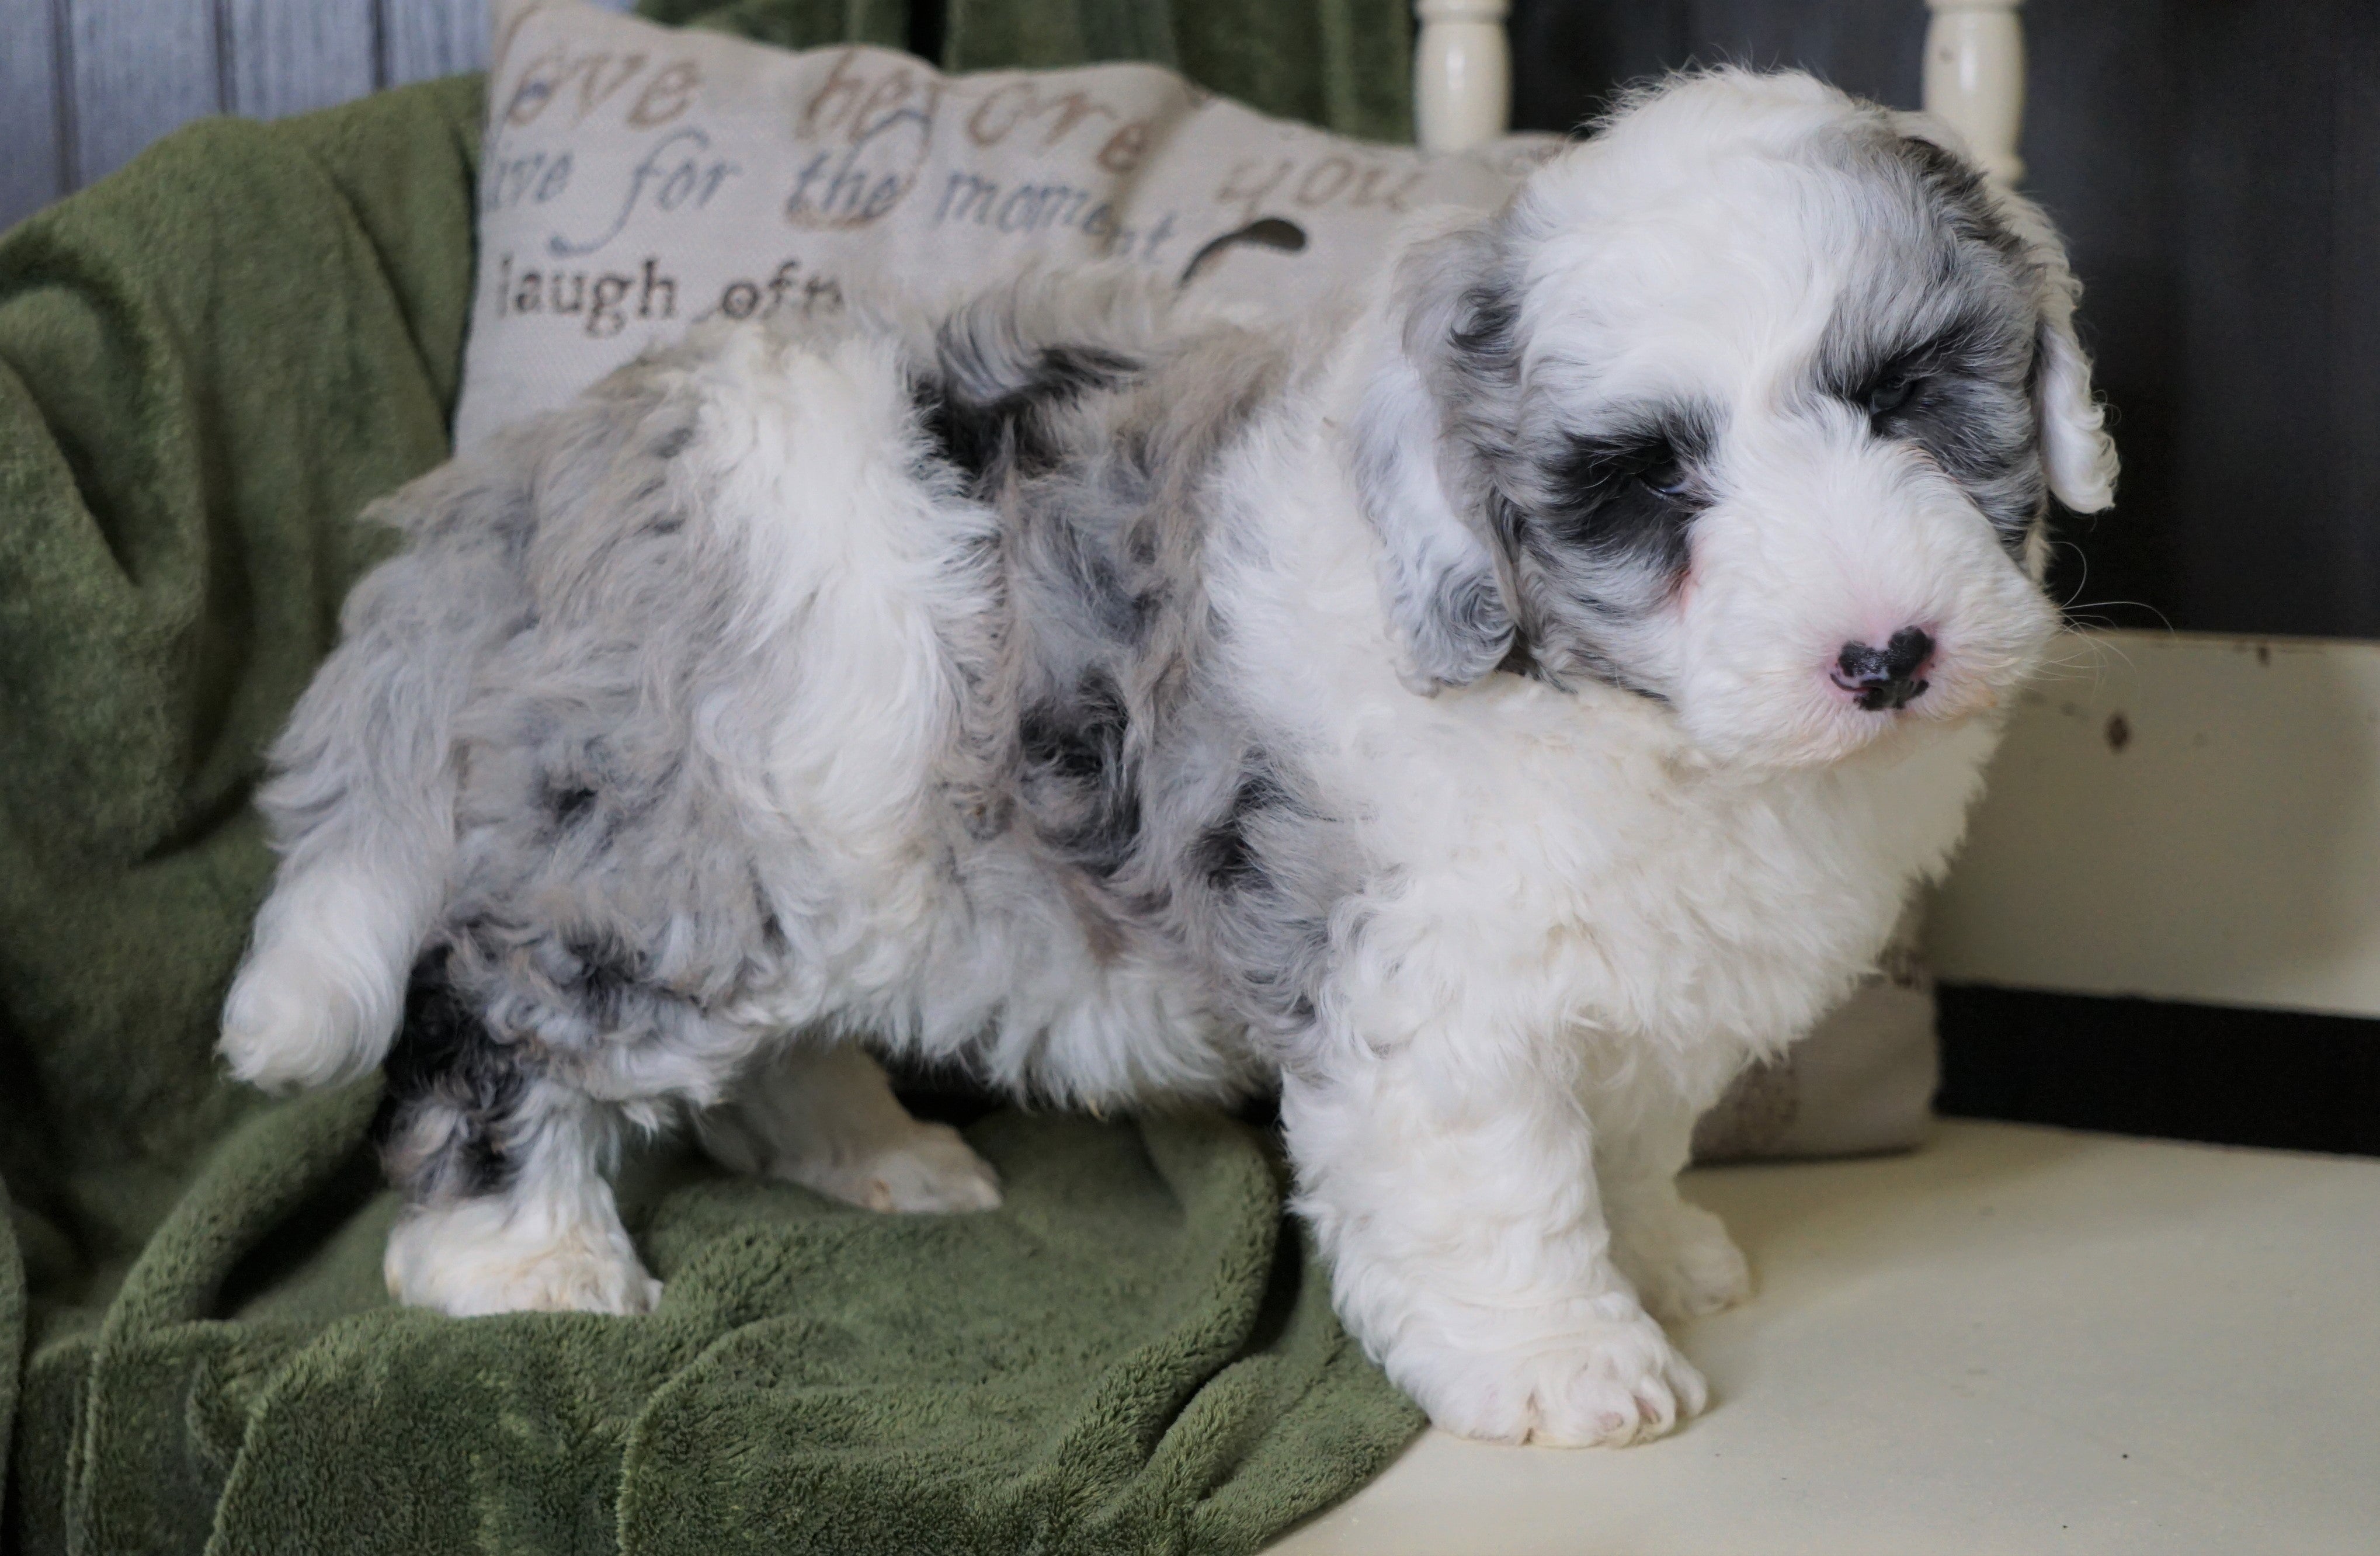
left=1276, top=1120, right=2380, bottom=1554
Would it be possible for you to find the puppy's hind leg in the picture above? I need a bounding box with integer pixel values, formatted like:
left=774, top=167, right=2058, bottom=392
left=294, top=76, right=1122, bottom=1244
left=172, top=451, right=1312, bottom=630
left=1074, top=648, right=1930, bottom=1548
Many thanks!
left=376, top=958, right=659, bottom=1315
left=698, top=1045, right=1002, bottom=1214
left=222, top=492, right=507, bottom=1093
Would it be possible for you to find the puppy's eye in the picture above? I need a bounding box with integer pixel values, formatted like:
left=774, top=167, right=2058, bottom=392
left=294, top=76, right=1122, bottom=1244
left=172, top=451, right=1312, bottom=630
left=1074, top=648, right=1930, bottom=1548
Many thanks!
left=1633, top=446, right=1691, bottom=498
left=1865, top=372, right=1917, bottom=418
left=1552, top=425, right=1707, bottom=517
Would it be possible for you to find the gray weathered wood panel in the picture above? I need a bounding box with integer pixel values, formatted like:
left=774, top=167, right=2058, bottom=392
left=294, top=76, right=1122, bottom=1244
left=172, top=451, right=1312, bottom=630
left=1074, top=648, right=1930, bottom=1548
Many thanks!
left=386, top=0, right=635, bottom=83
left=386, top=0, right=494, bottom=84
left=3, top=0, right=646, bottom=234
left=227, top=0, right=378, bottom=119
left=67, top=0, right=223, bottom=186
left=0, top=0, right=66, bottom=231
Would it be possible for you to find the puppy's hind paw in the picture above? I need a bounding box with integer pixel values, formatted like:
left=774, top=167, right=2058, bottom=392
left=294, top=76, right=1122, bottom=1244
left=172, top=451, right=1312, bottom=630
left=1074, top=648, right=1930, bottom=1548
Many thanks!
left=385, top=1200, right=662, bottom=1317
left=219, top=866, right=412, bottom=1092
left=219, top=948, right=395, bottom=1094
left=789, top=1123, right=1005, bottom=1214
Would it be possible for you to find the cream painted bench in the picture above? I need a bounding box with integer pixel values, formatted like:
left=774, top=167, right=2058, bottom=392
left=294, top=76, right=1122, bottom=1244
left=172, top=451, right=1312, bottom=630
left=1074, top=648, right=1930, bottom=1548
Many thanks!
left=1274, top=1121, right=2380, bottom=1552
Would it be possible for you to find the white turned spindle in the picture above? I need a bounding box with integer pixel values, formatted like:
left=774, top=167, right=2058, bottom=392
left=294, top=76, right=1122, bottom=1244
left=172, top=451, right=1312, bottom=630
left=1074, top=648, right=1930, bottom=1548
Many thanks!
left=1416, top=0, right=1512, bottom=154
left=1923, top=0, right=2025, bottom=183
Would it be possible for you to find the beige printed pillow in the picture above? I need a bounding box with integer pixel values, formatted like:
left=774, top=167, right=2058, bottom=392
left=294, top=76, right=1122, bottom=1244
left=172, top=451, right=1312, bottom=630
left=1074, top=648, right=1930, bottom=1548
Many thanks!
left=454, top=0, right=1945, bottom=1161
left=456, top=0, right=1555, bottom=446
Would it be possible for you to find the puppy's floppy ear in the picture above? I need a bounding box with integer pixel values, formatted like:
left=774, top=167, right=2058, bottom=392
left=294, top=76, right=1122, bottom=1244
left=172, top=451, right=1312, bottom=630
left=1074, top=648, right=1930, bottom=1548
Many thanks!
left=1891, top=114, right=2118, bottom=515
left=2022, top=234, right=2119, bottom=514
left=1350, top=220, right=1519, bottom=694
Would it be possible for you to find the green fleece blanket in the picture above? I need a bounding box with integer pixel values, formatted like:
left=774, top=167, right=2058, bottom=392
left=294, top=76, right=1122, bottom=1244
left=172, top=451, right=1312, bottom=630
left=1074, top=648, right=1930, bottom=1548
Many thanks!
left=0, top=13, right=1422, bottom=1552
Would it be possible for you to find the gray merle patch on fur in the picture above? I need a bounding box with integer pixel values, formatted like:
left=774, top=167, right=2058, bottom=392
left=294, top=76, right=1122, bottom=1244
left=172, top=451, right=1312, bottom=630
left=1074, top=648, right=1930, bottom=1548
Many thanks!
left=1400, top=239, right=1698, bottom=699
left=1828, top=312, right=2039, bottom=551
left=913, top=342, right=1142, bottom=488
left=1885, top=133, right=2028, bottom=269
left=1053, top=523, right=1161, bottom=647
left=1194, top=760, right=1292, bottom=890
left=561, top=928, right=649, bottom=1027
left=1447, top=279, right=1521, bottom=385
left=373, top=949, right=529, bottom=1199
left=1524, top=410, right=1715, bottom=591
left=296, top=268, right=1358, bottom=1171
left=1808, top=138, right=2049, bottom=555
left=1017, top=669, right=1141, bottom=880
left=544, top=777, right=598, bottom=826
left=1790, top=127, right=2056, bottom=555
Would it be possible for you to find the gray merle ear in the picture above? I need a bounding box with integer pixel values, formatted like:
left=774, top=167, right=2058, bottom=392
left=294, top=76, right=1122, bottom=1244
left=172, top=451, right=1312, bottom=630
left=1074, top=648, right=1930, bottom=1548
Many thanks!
left=1350, top=220, right=1520, bottom=694
left=2020, top=221, right=2118, bottom=515
left=1890, top=113, right=2118, bottom=515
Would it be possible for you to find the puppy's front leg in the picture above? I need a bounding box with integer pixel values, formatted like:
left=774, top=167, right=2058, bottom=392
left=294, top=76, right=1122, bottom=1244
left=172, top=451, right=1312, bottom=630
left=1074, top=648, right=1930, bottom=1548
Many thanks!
left=1283, top=1040, right=1708, bottom=1447
left=1596, top=1079, right=1752, bottom=1324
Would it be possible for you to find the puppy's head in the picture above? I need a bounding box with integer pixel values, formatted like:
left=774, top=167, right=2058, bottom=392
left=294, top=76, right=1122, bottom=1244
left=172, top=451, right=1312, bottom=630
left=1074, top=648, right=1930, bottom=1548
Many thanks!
left=1353, top=68, right=2114, bottom=766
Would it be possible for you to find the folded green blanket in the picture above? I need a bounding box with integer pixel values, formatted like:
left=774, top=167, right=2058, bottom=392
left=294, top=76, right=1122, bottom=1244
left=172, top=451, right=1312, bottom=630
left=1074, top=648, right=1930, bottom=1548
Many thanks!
left=0, top=36, right=1420, bottom=1556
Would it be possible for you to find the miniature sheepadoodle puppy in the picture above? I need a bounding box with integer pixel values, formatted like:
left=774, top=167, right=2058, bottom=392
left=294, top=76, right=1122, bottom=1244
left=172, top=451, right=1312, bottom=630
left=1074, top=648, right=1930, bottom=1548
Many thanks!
left=220, top=68, right=2114, bottom=1446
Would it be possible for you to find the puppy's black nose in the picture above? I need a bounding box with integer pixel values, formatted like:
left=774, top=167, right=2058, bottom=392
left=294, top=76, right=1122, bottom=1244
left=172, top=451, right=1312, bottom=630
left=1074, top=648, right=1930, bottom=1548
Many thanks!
left=1834, top=628, right=1936, bottom=711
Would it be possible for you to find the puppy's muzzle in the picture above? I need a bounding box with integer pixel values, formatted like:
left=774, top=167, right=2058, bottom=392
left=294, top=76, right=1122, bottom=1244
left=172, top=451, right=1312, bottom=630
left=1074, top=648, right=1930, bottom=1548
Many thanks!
left=1832, top=628, right=1935, bottom=711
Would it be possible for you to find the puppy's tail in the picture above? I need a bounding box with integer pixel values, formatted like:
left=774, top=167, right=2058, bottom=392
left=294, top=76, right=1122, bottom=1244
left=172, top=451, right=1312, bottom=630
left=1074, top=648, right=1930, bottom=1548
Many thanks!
left=221, top=460, right=515, bottom=1093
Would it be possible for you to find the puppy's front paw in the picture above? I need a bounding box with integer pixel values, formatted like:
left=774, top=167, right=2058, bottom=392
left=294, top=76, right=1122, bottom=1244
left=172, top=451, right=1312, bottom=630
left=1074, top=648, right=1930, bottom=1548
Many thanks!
left=385, top=1200, right=662, bottom=1317
left=1398, top=1303, right=1710, bottom=1448
left=789, top=1122, right=1004, bottom=1214
left=1614, top=1199, right=1752, bottom=1323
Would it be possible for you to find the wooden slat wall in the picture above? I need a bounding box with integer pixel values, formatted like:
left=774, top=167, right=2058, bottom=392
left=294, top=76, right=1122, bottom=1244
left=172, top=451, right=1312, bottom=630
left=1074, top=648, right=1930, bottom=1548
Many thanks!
left=226, top=0, right=379, bottom=121
left=387, top=0, right=494, bottom=90
left=67, top=0, right=223, bottom=187
left=0, top=0, right=628, bottom=234
left=0, top=0, right=66, bottom=232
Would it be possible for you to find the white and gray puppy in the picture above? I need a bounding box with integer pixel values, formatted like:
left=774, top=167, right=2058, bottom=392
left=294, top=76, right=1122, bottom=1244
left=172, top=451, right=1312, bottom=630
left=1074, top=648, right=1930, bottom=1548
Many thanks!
left=220, top=69, right=2113, bottom=1447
